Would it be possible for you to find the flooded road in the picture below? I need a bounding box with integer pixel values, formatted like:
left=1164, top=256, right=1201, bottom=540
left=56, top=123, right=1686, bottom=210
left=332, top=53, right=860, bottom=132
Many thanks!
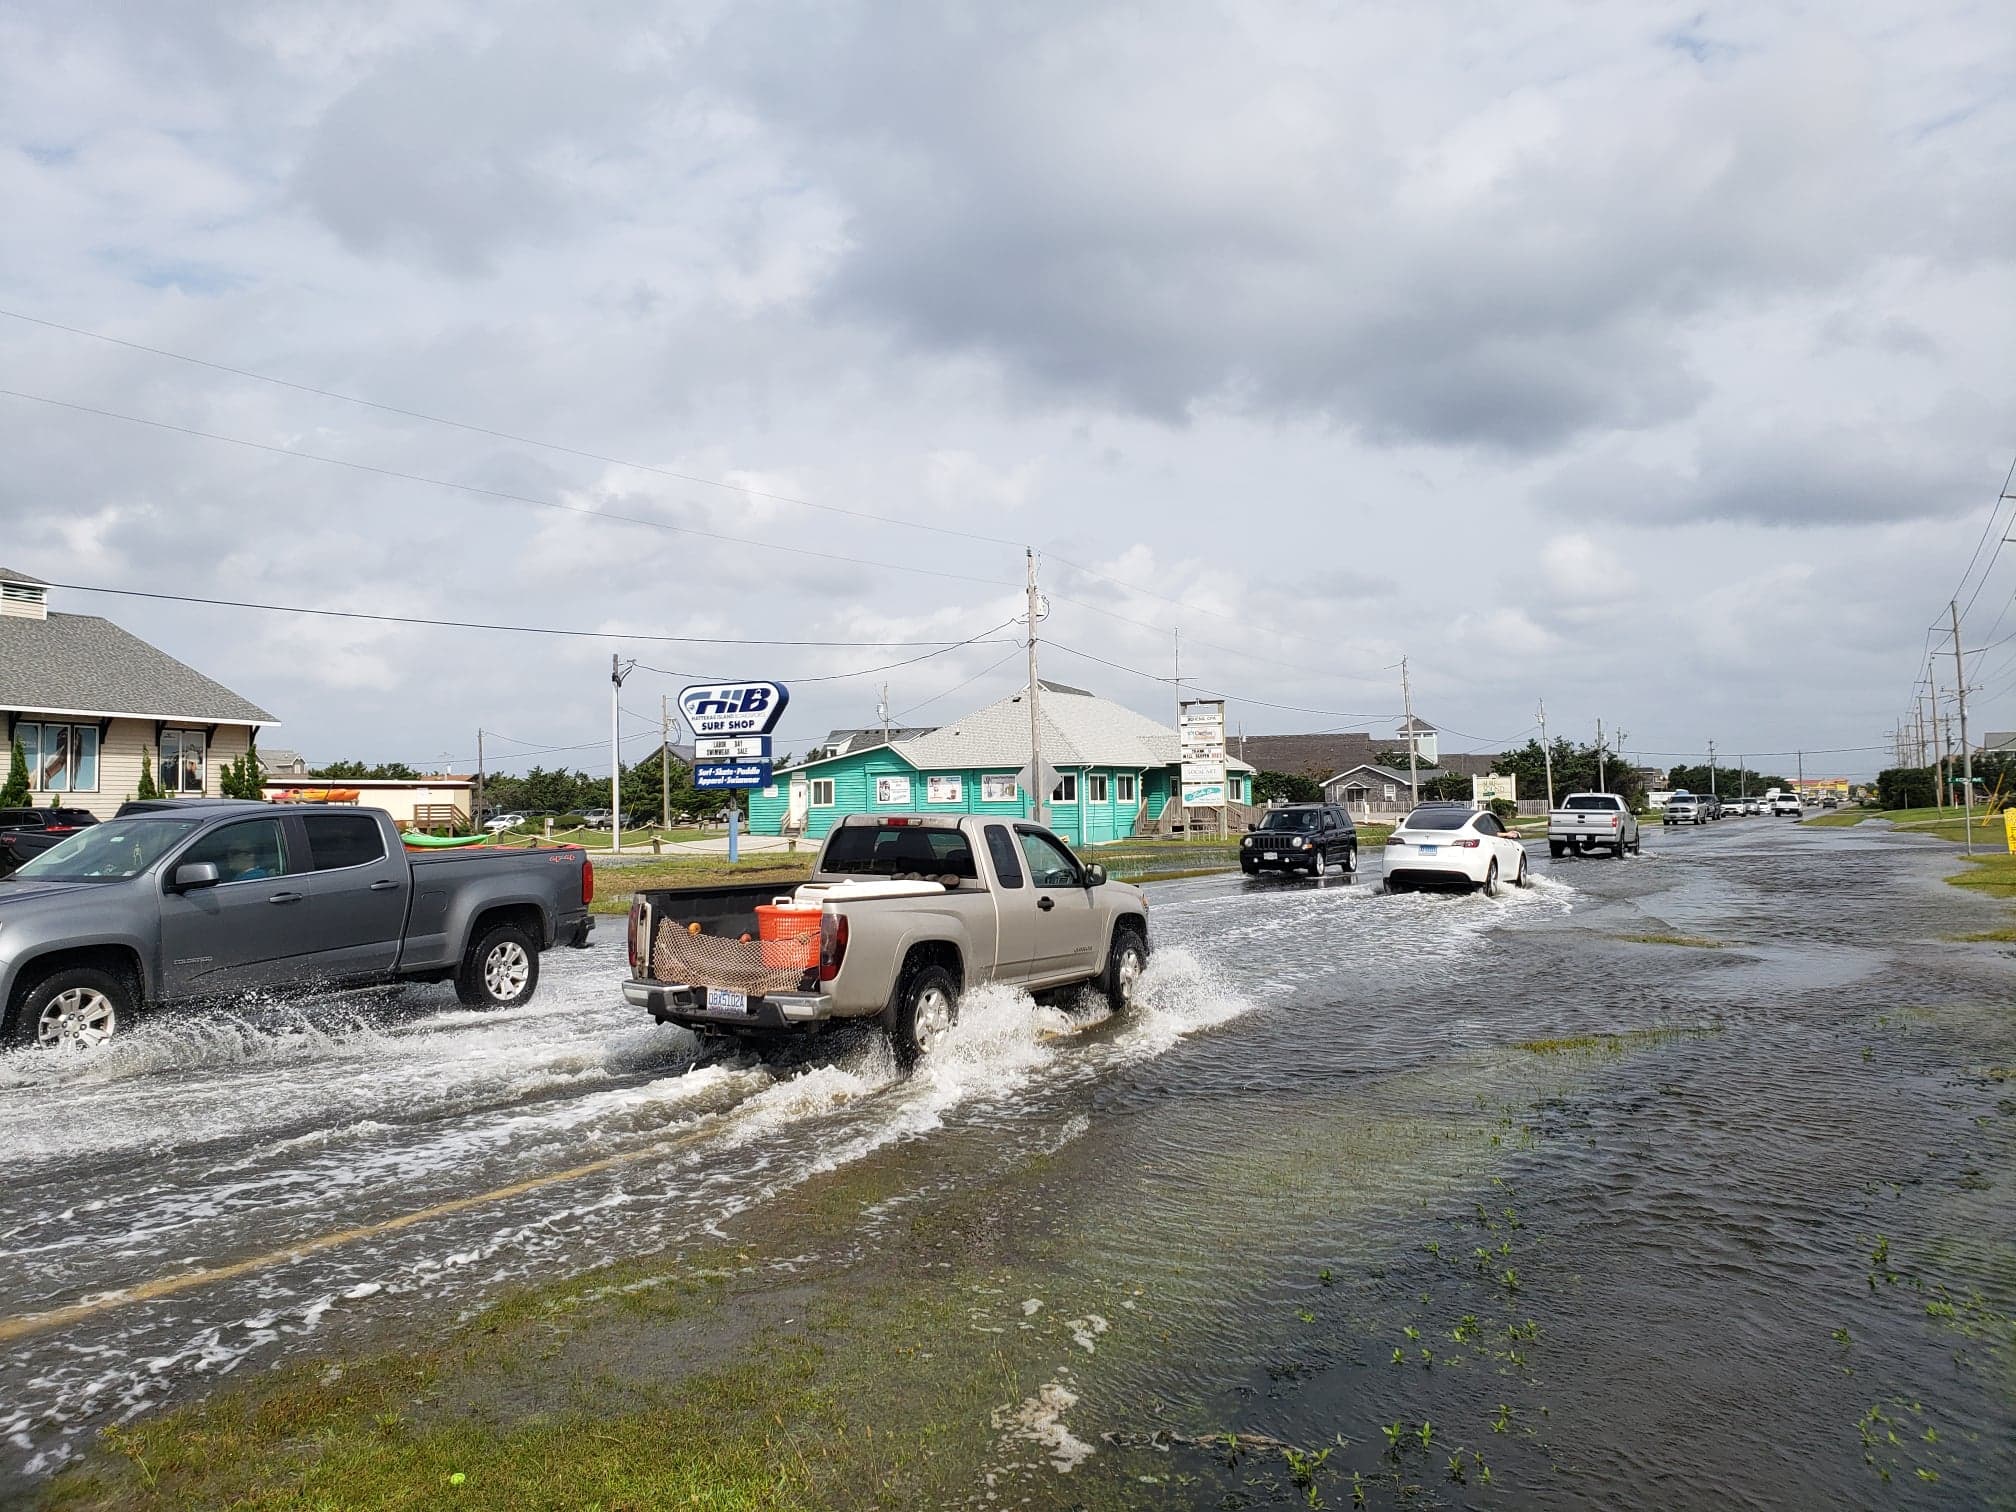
left=6, top=819, right=2015, bottom=1507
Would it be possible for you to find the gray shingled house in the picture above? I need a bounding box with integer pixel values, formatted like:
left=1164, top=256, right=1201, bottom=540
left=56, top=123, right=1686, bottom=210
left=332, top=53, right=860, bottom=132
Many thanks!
left=0, top=569, right=277, bottom=818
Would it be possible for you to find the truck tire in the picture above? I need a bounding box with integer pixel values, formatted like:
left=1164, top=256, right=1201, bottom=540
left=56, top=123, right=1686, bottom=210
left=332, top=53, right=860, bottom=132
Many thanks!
left=1103, top=928, right=1148, bottom=1014
left=1611, top=841, right=1626, bottom=859
left=1549, top=840, right=1566, bottom=858
left=455, top=920, right=540, bottom=1009
left=887, top=963, right=959, bottom=1066
left=7, top=964, right=133, bottom=1050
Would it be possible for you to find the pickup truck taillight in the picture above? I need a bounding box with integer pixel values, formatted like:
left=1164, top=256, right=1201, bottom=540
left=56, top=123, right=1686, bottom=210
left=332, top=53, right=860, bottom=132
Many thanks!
left=582, top=859, right=595, bottom=906
left=628, top=897, right=647, bottom=978
left=819, top=912, right=848, bottom=983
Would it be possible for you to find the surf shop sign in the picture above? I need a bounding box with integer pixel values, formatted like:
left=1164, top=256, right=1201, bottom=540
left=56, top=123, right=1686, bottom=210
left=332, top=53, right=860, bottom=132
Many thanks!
left=682, top=681, right=789, bottom=789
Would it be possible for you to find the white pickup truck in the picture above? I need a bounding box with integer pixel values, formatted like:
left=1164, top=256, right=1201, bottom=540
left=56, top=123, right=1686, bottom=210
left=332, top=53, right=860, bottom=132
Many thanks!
left=1547, top=792, right=1641, bottom=858
left=622, top=814, right=1150, bottom=1062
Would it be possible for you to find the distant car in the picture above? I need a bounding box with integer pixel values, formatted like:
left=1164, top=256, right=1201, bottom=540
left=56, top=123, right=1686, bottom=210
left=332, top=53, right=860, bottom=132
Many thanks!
left=1664, top=795, right=1705, bottom=825
left=1771, top=793, right=1802, bottom=817
left=1240, top=803, right=1358, bottom=876
left=0, top=808, right=101, bottom=878
left=1384, top=803, right=1530, bottom=895
left=483, top=812, right=528, bottom=833
left=1822, top=795, right=1839, bottom=808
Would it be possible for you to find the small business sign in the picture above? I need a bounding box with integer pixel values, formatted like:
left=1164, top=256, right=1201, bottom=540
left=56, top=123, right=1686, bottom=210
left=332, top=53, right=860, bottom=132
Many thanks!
left=695, top=760, right=773, bottom=790
left=1473, top=774, right=1516, bottom=804
left=875, top=775, right=913, bottom=804
left=695, top=735, right=772, bottom=761
left=982, top=774, right=1020, bottom=803
left=679, top=681, right=790, bottom=737
left=1182, top=780, right=1226, bottom=807
left=926, top=776, right=963, bottom=803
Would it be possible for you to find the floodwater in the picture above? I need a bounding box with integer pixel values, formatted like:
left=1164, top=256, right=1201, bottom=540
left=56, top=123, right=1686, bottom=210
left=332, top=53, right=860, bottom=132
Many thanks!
left=3, top=820, right=2013, bottom=1507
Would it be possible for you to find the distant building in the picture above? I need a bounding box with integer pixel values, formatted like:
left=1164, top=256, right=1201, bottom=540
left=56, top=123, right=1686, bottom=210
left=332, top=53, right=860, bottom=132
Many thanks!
left=0, top=569, right=276, bottom=819
left=1239, top=719, right=1498, bottom=784
left=748, top=682, right=1255, bottom=847
left=1321, top=763, right=1449, bottom=818
left=260, top=747, right=311, bottom=775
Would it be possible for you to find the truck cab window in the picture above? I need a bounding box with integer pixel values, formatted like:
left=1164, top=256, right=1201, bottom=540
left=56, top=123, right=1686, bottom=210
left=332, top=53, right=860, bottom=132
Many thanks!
left=302, top=813, right=386, bottom=870
left=1017, top=829, right=1081, bottom=888
left=985, top=825, right=1025, bottom=888
left=180, top=819, right=288, bottom=882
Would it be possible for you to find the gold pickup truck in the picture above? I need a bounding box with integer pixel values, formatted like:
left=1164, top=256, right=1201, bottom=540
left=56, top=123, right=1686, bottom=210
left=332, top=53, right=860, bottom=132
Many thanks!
left=622, top=814, right=1150, bottom=1063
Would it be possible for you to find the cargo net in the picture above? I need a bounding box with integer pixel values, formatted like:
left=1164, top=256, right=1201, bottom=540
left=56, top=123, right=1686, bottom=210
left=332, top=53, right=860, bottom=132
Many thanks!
left=652, top=919, right=814, bottom=996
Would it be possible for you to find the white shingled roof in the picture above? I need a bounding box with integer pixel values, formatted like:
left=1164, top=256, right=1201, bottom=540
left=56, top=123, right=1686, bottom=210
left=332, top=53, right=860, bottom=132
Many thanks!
left=893, top=683, right=1253, bottom=773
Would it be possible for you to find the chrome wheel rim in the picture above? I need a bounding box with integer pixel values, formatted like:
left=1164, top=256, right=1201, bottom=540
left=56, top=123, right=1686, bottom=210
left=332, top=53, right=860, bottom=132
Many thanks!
left=1116, top=947, right=1145, bottom=1007
left=38, top=987, right=116, bottom=1049
left=912, top=984, right=955, bottom=1054
left=484, top=941, right=531, bottom=1000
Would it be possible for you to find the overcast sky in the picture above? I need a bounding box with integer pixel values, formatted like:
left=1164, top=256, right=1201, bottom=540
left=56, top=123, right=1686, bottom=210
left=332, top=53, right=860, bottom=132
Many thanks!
left=2, top=1, right=2012, bottom=782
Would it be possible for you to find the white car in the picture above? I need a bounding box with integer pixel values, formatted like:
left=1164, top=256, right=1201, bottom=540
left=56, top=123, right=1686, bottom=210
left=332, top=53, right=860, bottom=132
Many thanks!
left=483, top=812, right=527, bottom=833
left=1384, top=803, right=1531, bottom=895
left=1770, top=794, right=1802, bottom=817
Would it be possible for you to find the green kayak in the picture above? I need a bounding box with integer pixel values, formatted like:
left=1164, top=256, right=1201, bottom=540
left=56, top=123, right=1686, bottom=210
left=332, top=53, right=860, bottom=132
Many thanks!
left=401, top=832, right=492, bottom=849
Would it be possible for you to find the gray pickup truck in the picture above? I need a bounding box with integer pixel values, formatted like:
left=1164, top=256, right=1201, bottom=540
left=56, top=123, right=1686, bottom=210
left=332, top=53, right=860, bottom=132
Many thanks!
left=0, top=800, right=594, bottom=1051
left=622, top=813, right=1150, bottom=1062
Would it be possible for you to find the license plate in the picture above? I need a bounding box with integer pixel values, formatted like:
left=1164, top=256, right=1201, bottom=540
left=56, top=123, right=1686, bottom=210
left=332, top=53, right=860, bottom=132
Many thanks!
left=1420, top=844, right=1439, bottom=855
left=1263, top=851, right=1278, bottom=860
left=705, top=988, right=749, bottom=1012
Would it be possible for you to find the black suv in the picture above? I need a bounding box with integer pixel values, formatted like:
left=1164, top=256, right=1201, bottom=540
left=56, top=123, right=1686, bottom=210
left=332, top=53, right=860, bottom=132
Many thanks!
left=0, top=807, right=99, bottom=878
left=1240, top=803, right=1358, bottom=876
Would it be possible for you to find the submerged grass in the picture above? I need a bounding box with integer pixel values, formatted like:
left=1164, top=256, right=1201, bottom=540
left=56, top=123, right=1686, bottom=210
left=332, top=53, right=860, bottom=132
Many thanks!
left=1514, top=1023, right=1722, bottom=1057
left=1610, top=932, right=1725, bottom=949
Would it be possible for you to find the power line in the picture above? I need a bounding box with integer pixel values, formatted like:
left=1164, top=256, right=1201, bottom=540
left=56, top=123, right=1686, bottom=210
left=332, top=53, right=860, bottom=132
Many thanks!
left=0, top=306, right=1027, bottom=553
left=634, top=619, right=1022, bottom=687
left=894, top=647, right=1026, bottom=720
left=35, top=580, right=1017, bottom=648
left=1043, top=636, right=1400, bottom=723
left=0, top=388, right=1018, bottom=591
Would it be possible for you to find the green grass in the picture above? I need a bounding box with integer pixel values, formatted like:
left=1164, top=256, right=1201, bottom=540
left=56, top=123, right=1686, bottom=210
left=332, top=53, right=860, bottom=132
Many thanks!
left=590, top=854, right=813, bottom=913
left=1947, top=852, right=2016, bottom=900
left=1802, top=810, right=1870, bottom=828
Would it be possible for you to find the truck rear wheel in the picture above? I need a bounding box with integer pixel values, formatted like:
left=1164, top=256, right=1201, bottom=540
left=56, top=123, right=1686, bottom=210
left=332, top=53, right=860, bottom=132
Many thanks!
left=887, top=964, right=959, bottom=1066
left=1549, top=840, right=1566, bottom=858
left=456, top=921, right=540, bottom=1009
left=1103, top=928, right=1148, bottom=1014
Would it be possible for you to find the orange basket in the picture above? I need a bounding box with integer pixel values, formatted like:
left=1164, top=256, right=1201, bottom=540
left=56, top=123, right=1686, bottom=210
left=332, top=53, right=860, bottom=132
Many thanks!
left=754, top=902, right=823, bottom=970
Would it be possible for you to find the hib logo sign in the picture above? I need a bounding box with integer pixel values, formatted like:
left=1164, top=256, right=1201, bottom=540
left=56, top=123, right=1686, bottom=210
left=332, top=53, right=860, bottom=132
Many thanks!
left=679, top=681, right=790, bottom=737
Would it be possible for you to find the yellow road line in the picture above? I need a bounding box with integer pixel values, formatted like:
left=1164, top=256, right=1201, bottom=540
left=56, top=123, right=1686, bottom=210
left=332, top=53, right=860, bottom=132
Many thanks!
left=0, top=1126, right=722, bottom=1347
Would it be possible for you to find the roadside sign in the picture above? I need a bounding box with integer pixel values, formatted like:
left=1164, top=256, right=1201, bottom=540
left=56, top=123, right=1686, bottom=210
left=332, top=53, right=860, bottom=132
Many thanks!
left=695, top=760, right=773, bottom=790
left=2003, top=807, right=2016, bottom=855
left=695, top=736, right=771, bottom=761
left=679, top=681, right=790, bottom=737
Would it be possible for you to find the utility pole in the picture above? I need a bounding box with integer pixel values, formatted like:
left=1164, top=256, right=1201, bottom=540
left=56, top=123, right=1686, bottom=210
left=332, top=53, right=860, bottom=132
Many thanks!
left=1026, top=549, right=1044, bottom=826
left=1797, top=748, right=1805, bottom=803
left=610, top=654, right=634, bottom=854
left=1595, top=718, right=1606, bottom=792
left=476, top=728, right=485, bottom=828
left=1708, top=739, right=1717, bottom=797
left=1401, top=658, right=1419, bottom=803
left=1929, top=662, right=1944, bottom=812
left=1739, top=753, right=1746, bottom=800
left=660, top=695, right=672, bottom=835
left=1953, top=600, right=1976, bottom=854
left=1537, top=699, right=1554, bottom=810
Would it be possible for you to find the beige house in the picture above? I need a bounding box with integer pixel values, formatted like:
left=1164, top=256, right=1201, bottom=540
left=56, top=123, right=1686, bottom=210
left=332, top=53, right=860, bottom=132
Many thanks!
left=0, top=569, right=277, bottom=819
left=262, top=775, right=478, bottom=831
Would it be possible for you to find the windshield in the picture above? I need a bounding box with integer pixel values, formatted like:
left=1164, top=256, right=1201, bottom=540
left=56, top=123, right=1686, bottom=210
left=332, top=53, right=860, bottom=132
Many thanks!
left=1400, top=808, right=1473, bottom=831
left=820, top=824, right=979, bottom=879
left=1258, top=810, right=1322, bottom=832
left=11, top=818, right=204, bottom=881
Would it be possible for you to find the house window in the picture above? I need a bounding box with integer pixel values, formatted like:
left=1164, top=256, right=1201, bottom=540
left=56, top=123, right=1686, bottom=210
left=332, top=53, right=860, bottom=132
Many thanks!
left=1088, top=774, right=1109, bottom=803
left=1382, top=783, right=1396, bottom=802
left=810, top=778, right=836, bottom=807
left=161, top=729, right=208, bottom=795
left=1051, top=774, right=1078, bottom=803
left=1116, top=774, right=1137, bottom=803
left=16, top=722, right=100, bottom=793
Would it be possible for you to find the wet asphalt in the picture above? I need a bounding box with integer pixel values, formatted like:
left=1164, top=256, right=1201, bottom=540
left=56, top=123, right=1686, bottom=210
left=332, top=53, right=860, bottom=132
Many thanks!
left=2, top=816, right=2012, bottom=1506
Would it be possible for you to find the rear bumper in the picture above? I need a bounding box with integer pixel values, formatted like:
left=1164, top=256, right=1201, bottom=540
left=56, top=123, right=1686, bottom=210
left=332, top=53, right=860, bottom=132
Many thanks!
left=1385, top=863, right=1488, bottom=890
left=624, top=979, right=834, bottom=1031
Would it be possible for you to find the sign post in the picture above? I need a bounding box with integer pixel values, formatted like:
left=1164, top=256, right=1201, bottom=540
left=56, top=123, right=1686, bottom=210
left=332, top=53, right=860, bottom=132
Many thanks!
left=681, top=681, right=791, bottom=867
left=1178, top=698, right=1229, bottom=837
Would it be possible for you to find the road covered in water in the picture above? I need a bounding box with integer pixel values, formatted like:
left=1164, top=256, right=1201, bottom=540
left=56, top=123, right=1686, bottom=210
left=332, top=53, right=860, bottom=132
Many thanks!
left=7, top=819, right=2015, bottom=1507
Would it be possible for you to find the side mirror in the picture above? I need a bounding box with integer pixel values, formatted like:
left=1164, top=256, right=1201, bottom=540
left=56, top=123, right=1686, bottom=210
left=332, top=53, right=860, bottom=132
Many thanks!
left=173, top=861, right=220, bottom=891
left=1083, top=863, right=1108, bottom=887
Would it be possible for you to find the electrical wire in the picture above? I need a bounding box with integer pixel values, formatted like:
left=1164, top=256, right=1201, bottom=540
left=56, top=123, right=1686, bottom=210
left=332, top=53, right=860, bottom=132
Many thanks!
left=634, top=619, right=1022, bottom=687
left=35, top=580, right=1020, bottom=648
left=0, top=388, right=1018, bottom=590
left=894, top=648, right=1026, bottom=720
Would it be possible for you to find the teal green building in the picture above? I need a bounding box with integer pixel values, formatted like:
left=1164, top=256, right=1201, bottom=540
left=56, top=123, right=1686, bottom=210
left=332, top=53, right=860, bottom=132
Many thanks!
left=748, top=682, right=1254, bottom=848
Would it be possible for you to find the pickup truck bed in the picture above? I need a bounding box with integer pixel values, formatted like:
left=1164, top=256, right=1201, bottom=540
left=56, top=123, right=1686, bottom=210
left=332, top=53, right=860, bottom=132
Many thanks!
left=623, top=814, right=1151, bottom=1063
